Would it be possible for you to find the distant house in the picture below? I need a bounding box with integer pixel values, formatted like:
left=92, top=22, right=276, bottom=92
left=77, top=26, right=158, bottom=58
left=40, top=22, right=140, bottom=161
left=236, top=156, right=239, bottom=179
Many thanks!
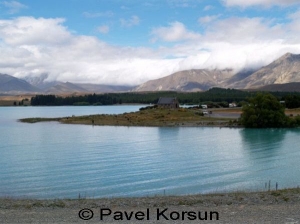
left=157, top=97, right=179, bottom=109
left=229, top=103, right=237, bottom=108
left=201, top=105, right=208, bottom=109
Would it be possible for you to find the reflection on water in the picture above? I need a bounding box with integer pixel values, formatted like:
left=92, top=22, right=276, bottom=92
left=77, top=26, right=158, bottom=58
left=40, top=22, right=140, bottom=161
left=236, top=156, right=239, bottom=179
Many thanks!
left=240, top=128, right=287, bottom=150
left=239, top=128, right=300, bottom=191
left=1, top=107, right=300, bottom=198
left=239, top=128, right=287, bottom=161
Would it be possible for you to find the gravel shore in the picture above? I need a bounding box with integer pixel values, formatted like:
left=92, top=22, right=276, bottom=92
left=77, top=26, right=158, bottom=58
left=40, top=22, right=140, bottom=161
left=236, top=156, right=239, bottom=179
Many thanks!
left=1, top=188, right=300, bottom=223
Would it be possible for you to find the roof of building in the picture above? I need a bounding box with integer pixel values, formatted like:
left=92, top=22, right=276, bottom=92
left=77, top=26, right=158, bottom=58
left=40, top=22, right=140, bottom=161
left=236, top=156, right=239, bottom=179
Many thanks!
left=157, top=97, right=178, bottom=105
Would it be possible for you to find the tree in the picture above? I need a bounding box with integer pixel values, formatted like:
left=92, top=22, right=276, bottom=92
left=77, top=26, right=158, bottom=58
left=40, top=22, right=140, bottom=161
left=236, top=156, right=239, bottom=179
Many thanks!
left=283, top=95, right=300, bottom=109
left=240, top=93, right=289, bottom=128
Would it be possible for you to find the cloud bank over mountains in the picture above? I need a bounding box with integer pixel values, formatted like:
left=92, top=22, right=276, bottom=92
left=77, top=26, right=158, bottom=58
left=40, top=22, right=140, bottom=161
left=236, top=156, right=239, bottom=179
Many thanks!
left=1, top=1, right=300, bottom=85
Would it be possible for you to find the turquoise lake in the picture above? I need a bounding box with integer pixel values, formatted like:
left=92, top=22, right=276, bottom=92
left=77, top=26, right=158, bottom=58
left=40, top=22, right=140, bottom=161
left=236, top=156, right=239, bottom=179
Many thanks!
left=0, top=106, right=300, bottom=199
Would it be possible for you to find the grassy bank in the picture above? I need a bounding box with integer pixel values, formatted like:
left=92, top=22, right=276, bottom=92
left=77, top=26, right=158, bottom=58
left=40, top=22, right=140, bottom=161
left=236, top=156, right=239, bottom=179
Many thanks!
left=19, top=107, right=236, bottom=127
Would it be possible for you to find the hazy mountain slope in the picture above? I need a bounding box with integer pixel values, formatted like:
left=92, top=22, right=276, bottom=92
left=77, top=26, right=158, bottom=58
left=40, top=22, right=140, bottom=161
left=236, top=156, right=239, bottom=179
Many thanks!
left=134, top=69, right=234, bottom=92
left=23, top=73, right=48, bottom=87
left=76, top=83, right=134, bottom=93
left=232, top=53, right=300, bottom=89
left=23, top=74, right=63, bottom=90
left=45, top=82, right=87, bottom=93
left=0, top=74, right=41, bottom=93
left=256, top=82, right=300, bottom=92
left=224, top=69, right=258, bottom=88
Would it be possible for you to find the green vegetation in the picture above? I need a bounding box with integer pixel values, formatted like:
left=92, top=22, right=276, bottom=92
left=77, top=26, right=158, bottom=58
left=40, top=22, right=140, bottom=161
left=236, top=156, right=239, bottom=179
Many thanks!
left=29, top=88, right=255, bottom=106
left=19, top=117, right=61, bottom=123
left=20, top=107, right=233, bottom=127
left=282, top=95, right=300, bottom=108
left=30, top=88, right=300, bottom=107
left=240, top=93, right=300, bottom=128
left=73, top=102, right=90, bottom=106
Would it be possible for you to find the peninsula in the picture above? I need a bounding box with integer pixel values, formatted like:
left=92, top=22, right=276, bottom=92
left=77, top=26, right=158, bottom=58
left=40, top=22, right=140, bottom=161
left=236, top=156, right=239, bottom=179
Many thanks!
left=19, top=107, right=240, bottom=127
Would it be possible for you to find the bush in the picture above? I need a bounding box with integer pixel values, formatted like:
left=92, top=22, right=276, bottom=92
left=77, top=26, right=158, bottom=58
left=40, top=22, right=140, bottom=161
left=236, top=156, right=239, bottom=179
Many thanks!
left=73, top=102, right=90, bottom=106
left=240, top=93, right=291, bottom=128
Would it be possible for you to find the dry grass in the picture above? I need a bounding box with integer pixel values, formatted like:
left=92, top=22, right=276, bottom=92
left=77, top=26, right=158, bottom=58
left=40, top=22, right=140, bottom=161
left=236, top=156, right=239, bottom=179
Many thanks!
left=0, top=95, right=32, bottom=106
left=285, top=108, right=300, bottom=116
left=60, top=107, right=232, bottom=127
left=20, top=107, right=233, bottom=127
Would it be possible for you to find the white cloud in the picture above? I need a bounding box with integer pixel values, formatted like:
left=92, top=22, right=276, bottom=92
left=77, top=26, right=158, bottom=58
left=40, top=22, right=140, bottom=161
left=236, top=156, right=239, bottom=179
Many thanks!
left=120, top=15, right=140, bottom=27
left=198, top=15, right=221, bottom=24
left=97, top=25, right=110, bottom=34
left=204, top=17, right=285, bottom=43
left=151, top=22, right=201, bottom=42
left=1, top=0, right=27, bottom=14
left=0, top=17, right=71, bottom=46
left=0, top=17, right=183, bottom=85
left=1, top=15, right=300, bottom=86
left=286, top=9, right=300, bottom=37
left=222, top=0, right=300, bottom=7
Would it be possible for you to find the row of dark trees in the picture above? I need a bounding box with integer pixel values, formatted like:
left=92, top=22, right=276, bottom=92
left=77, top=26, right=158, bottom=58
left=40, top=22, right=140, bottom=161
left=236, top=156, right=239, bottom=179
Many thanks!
left=282, top=95, right=300, bottom=108
left=30, top=88, right=254, bottom=106
left=30, top=88, right=300, bottom=107
left=30, top=94, right=121, bottom=106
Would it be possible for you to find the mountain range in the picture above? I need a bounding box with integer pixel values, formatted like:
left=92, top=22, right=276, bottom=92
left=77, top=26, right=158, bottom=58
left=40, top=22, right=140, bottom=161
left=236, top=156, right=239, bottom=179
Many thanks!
left=133, top=69, right=234, bottom=92
left=0, top=74, right=41, bottom=93
left=134, top=53, right=300, bottom=92
left=0, top=73, right=133, bottom=94
left=1, top=52, right=300, bottom=94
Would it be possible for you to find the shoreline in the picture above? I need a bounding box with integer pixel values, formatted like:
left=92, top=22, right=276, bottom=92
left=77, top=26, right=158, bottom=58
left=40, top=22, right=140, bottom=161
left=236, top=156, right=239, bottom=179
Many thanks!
left=19, top=107, right=242, bottom=128
left=1, top=188, right=300, bottom=223
left=1, top=187, right=299, bottom=204
left=19, top=119, right=241, bottom=128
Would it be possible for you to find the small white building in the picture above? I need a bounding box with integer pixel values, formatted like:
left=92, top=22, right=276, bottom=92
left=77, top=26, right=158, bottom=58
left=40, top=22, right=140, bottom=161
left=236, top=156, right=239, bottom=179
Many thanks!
left=201, top=105, right=208, bottom=109
left=229, top=103, right=237, bottom=108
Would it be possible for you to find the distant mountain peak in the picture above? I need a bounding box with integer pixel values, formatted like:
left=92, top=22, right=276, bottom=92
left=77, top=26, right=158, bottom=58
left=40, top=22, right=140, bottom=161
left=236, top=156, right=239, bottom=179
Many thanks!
left=0, top=73, right=41, bottom=93
left=134, top=68, right=235, bottom=92
left=276, top=52, right=300, bottom=63
left=283, top=52, right=293, bottom=57
left=232, top=52, right=300, bottom=89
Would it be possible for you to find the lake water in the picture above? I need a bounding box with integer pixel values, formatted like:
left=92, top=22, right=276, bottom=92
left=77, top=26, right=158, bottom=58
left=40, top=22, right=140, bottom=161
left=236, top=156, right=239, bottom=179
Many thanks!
left=0, top=106, right=300, bottom=199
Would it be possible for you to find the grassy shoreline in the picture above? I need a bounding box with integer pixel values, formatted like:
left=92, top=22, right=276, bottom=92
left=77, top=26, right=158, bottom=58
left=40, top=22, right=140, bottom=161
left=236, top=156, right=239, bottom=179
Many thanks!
left=19, top=107, right=240, bottom=127
left=19, top=107, right=300, bottom=128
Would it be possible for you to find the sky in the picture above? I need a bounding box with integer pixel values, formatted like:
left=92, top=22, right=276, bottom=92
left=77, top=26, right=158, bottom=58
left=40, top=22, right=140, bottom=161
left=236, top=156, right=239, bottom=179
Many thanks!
left=1, top=0, right=300, bottom=86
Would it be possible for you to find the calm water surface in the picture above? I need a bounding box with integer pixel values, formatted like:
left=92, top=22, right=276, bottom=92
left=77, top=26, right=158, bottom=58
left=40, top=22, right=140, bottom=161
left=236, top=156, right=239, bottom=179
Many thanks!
left=0, top=106, right=300, bottom=199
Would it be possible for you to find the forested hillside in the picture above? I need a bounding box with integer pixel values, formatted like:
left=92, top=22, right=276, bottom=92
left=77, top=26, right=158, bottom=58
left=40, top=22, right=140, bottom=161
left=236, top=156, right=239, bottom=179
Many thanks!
left=30, top=88, right=300, bottom=107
